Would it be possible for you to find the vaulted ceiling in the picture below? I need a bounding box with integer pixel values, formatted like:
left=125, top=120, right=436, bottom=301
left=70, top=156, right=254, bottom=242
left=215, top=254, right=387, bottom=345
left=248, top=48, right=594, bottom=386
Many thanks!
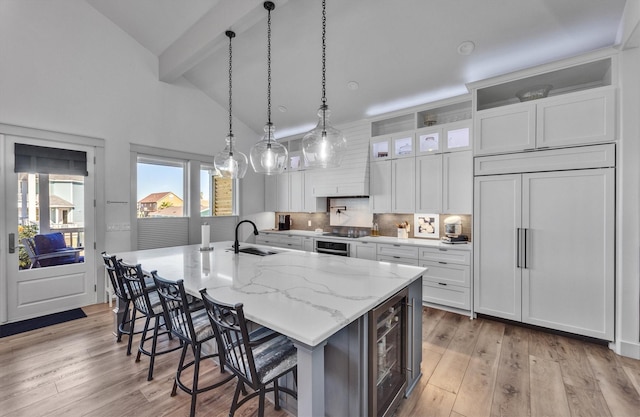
left=85, top=0, right=628, bottom=138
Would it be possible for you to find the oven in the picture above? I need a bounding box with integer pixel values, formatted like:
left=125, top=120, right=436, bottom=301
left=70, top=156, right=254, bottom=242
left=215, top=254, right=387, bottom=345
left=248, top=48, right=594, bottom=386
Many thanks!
left=315, top=239, right=350, bottom=257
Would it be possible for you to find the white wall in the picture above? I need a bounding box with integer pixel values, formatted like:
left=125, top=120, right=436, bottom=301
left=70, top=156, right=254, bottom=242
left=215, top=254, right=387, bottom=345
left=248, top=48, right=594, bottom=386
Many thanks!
left=0, top=0, right=265, bottom=253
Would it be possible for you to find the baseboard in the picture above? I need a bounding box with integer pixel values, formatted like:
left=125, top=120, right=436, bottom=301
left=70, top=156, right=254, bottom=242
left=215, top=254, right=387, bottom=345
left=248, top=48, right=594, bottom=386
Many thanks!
left=613, top=339, right=640, bottom=360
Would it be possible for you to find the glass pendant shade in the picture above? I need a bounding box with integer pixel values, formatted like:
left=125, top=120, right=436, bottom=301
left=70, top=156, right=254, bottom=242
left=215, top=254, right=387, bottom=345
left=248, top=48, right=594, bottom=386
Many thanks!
left=214, top=134, right=248, bottom=179
left=250, top=123, right=288, bottom=174
left=302, top=106, right=346, bottom=168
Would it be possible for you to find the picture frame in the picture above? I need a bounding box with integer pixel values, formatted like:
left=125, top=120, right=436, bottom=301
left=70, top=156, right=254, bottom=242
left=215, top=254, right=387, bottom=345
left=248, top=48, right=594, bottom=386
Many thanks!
left=414, top=213, right=439, bottom=238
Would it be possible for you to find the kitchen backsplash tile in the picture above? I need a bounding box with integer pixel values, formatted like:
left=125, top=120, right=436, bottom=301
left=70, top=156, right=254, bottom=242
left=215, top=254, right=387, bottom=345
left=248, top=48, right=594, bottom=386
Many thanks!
left=273, top=210, right=472, bottom=241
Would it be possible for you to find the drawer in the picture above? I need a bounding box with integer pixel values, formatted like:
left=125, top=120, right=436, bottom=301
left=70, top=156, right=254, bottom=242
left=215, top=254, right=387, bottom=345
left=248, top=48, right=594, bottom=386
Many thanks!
left=423, top=281, right=470, bottom=310
left=377, top=255, right=420, bottom=266
left=279, top=235, right=303, bottom=246
left=256, top=235, right=280, bottom=245
left=377, top=243, right=419, bottom=259
left=419, top=247, right=470, bottom=265
left=420, top=261, right=470, bottom=287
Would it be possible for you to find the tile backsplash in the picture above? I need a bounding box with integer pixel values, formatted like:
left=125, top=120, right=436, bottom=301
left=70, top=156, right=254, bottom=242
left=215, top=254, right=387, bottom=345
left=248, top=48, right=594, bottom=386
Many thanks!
left=273, top=207, right=471, bottom=241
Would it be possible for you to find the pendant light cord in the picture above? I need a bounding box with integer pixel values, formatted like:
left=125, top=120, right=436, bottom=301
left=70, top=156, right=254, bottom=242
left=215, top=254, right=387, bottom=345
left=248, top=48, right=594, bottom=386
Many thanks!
left=227, top=31, right=234, bottom=138
left=267, top=3, right=272, bottom=143
left=321, top=0, right=327, bottom=132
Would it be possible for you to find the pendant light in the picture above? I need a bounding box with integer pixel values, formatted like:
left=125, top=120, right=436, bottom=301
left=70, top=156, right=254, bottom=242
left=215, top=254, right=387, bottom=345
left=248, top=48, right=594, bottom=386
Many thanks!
left=250, top=1, right=288, bottom=175
left=214, top=30, right=248, bottom=179
left=302, top=0, right=346, bottom=169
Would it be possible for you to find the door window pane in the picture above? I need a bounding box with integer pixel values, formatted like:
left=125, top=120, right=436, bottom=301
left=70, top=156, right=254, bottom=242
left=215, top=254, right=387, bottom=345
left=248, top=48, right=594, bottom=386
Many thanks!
left=137, top=158, right=185, bottom=218
left=18, top=173, right=85, bottom=269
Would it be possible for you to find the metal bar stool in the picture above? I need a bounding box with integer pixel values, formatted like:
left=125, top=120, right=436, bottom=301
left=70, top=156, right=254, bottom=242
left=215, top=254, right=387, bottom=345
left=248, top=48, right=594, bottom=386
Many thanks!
left=200, top=288, right=297, bottom=417
left=119, top=261, right=183, bottom=381
left=152, top=273, right=235, bottom=417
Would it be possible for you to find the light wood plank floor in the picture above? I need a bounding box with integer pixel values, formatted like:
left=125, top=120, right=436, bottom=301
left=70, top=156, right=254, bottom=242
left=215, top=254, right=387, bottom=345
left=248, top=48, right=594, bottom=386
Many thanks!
left=1, top=304, right=639, bottom=416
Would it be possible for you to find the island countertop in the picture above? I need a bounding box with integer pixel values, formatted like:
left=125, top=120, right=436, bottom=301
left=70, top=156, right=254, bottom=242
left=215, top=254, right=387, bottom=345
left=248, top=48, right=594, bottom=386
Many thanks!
left=117, top=241, right=425, bottom=347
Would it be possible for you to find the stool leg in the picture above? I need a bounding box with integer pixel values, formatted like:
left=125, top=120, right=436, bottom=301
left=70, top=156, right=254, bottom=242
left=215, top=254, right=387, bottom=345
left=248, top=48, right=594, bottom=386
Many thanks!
left=147, top=316, right=161, bottom=381
left=173, top=343, right=188, bottom=397
left=273, top=379, right=281, bottom=410
left=229, top=380, right=243, bottom=417
left=136, top=315, right=151, bottom=362
left=190, top=343, right=201, bottom=417
left=126, top=308, right=137, bottom=355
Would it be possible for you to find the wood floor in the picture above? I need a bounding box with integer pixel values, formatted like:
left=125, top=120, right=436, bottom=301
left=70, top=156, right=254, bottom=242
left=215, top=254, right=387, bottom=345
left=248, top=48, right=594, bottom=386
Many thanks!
left=1, top=304, right=639, bottom=417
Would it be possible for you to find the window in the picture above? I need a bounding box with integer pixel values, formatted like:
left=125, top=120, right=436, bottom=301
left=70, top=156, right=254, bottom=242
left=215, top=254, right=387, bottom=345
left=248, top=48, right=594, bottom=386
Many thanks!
left=200, top=165, right=236, bottom=217
left=137, top=156, right=186, bottom=218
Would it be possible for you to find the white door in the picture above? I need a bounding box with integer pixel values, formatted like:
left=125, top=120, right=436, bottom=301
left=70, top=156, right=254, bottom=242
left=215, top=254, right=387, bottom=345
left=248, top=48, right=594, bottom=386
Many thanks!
left=473, top=174, right=522, bottom=321
left=3, top=135, right=96, bottom=323
left=522, top=169, right=614, bottom=340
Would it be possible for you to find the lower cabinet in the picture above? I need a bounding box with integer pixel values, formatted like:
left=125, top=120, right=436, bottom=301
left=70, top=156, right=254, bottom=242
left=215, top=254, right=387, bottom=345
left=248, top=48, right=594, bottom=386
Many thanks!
left=351, top=241, right=377, bottom=260
left=302, top=236, right=314, bottom=252
left=419, top=246, right=471, bottom=313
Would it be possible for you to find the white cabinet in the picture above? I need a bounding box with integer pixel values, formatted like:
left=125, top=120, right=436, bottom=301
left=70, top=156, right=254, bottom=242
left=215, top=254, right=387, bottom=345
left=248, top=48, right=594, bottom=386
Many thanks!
left=351, top=241, right=376, bottom=260
left=416, top=150, right=472, bottom=214
left=370, top=158, right=415, bottom=214
left=475, top=86, right=616, bottom=155
left=303, top=173, right=327, bottom=213
left=415, top=155, right=442, bottom=213
left=370, top=160, right=392, bottom=213
left=289, top=171, right=304, bottom=212
left=392, top=158, right=415, bottom=213
left=474, top=166, right=614, bottom=340
left=419, top=246, right=472, bottom=312
left=377, top=243, right=420, bottom=265
left=302, top=236, right=314, bottom=252
left=265, top=175, right=277, bottom=212
left=442, top=151, right=473, bottom=213
left=276, top=173, right=290, bottom=212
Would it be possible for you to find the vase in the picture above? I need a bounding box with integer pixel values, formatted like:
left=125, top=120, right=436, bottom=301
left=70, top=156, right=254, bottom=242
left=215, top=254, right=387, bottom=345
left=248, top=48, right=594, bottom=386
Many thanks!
left=397, top=228, right=408, bottom=239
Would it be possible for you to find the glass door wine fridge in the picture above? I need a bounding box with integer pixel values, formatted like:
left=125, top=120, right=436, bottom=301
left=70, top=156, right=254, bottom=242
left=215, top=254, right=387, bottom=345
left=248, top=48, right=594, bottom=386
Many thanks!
left=369, top=287, right=408, bottom=417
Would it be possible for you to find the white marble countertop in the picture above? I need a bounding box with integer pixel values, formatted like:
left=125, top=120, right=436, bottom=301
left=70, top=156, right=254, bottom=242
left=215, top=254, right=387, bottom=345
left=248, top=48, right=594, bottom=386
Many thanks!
left=261, top=229, right=472, bottom=250
left=117, top=241, right=425, bottom=347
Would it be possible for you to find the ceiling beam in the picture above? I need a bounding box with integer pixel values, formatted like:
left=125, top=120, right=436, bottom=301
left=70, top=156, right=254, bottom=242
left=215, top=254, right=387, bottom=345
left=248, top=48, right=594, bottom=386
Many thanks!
left=159, top=0, right=269, bottom=83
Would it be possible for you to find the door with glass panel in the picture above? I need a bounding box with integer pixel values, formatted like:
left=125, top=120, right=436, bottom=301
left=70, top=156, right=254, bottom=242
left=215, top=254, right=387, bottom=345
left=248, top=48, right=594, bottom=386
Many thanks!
left=3, top=135, right=96, bottom=322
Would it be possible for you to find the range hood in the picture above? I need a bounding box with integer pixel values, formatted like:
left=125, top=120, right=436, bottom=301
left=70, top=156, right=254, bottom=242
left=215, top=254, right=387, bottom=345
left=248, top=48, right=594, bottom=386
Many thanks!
left=304, top=120, right=370, bottom=197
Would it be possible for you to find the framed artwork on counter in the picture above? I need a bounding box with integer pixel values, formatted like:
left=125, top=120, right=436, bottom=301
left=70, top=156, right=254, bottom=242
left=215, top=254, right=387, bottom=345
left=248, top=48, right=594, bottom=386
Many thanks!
left=414, top=213, right=439, bottom=238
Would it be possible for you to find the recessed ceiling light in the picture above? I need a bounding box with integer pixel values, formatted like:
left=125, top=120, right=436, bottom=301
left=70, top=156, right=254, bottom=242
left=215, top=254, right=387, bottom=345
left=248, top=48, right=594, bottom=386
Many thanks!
left=278, top=105, right=287, bottom=112
left=347, top=81, right=359, bottom=90
left=457, top=40, right=475, bottom=55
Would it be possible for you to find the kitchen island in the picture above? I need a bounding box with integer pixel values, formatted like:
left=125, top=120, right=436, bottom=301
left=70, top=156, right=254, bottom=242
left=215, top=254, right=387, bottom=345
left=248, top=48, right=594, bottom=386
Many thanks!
left=117, top=241, right=424, bottom=417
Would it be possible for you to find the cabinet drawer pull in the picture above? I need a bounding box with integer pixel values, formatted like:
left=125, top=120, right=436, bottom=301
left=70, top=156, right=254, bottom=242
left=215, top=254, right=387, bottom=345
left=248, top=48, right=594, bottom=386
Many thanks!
left=393, top=256, right=401, bottom=259
left=393, top=244, right=401, bottom=247
left=438, top=261, right=447, bottom=264
left=438, top=282, right=447, bottom=286
left=438, top=248, right=448, bottom=251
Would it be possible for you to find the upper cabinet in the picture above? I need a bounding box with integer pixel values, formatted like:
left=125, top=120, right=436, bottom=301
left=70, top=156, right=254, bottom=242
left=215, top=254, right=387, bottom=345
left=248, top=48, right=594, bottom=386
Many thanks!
left=472, top=56, right=617, bottom=156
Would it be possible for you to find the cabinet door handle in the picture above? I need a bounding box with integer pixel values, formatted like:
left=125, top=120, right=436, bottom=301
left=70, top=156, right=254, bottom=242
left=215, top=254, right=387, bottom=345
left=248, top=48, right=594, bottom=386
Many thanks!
left=438, top=261, right=447, bottom=264
left=438, top=282, right=447, bottom=286
left=393, top=256, right=401, bottom=259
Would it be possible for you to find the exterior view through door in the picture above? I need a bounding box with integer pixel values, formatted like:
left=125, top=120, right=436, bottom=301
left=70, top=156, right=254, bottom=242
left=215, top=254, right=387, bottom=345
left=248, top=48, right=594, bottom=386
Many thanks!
left=2, top=134, right=96, bottom=323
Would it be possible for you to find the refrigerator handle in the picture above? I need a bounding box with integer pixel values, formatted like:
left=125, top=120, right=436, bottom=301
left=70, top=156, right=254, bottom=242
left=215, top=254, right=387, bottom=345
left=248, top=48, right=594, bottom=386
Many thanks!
left=524, top=228, right=528, bottom=269
left=516, top=228, right=521, bottom=268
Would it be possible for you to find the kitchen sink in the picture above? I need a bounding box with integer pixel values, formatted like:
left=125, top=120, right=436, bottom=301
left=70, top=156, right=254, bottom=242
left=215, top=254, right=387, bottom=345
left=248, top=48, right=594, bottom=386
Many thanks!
left=233, top=247, right=280, bottom=256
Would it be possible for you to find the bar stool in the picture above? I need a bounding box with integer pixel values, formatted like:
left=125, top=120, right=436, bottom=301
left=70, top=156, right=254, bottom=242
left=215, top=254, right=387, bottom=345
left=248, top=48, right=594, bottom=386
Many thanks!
left=101, top=252, right=137, bottom=355
left=119, top=261, right=183, bottom=381
left=152, top=272, right=235, bottom=417
left=200, top=288, right=297, bottom=417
